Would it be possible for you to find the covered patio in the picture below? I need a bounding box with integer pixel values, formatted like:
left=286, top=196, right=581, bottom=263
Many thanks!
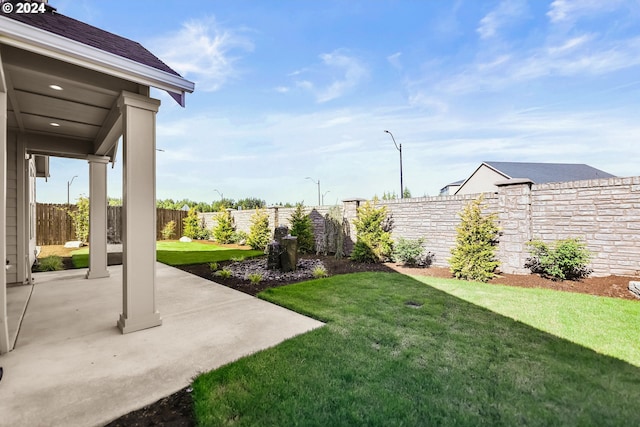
left=0, top=262, right=324, bottom=426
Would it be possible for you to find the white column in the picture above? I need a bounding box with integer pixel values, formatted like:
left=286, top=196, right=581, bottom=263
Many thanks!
left=0, top=62, right=9, bottom=353
left=116, top=92, right=161, bottom=334
left=86, top=155, right=110, bottom=279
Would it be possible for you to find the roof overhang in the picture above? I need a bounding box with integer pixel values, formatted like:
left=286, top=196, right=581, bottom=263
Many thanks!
left=0, top=16, right=194, bottom=106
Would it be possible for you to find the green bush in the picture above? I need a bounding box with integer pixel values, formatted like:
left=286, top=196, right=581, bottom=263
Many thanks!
left=212, top=209, right=235, bottom=244
left=247, top=273, right=263, bottom=284
left=350, top=200, right=393, bottom=263
left=312, top=265, right=329, bottom=278
left=67, top=196, right=89, bottom=243
left=183, top=208, right=209, bottom=240
left=449, top=195, right=500, bottom=282
left=230, top=231, right=248, bottom=244
left=161, top=220, right=176, bottom=240
left=289, top=203, right=315, bottom=254
left=392, top=237, right=429, bottom=266
left=215, top=268, right=232, bottom=279
left=525, top=238, right=592, bottom=280
left=247, top=208, right=271, bottom=250
left=35, top=255, right=63, bottom=272
left=209, top=262, right=219, bottom=271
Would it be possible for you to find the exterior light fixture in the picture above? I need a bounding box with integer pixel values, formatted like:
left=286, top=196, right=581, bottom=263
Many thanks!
left=49, top=122, right=60, bottom=127
left=49, top=84, right=63, bottom=91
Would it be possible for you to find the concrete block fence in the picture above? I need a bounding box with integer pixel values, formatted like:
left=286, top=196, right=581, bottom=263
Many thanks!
left=199, top=175, right=640, bottom=277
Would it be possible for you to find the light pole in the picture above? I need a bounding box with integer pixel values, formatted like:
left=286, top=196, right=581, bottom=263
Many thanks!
left=384, top=130, right=403, bottom=198
left=322, top=190, right=330, bottom=205
left=213, top=189, right=223, bottom=199
left=305, top=177, right=321, bottom=206
left=67, top=175, right=78, bottom=205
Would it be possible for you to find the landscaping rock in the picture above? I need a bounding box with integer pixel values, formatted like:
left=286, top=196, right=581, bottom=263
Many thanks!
left=63, top=241, right=83, bottom=249
left=267, top=241, right=282, bottom=270
left=629, top=281, right=640, bottom=299
left=179, top=236, right=192, bottom=243
left=280, top=236, right=298, bottom=272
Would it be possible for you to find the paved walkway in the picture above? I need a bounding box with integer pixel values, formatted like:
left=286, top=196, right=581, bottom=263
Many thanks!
left=0, top=263, right=323, bottom=426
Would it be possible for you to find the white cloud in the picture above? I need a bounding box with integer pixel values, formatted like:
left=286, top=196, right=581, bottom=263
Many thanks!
left=547, top=0, right=625, bottom=24
left=293, top=50, right=368, bottom=103
left=387, top=52, right=403, bottom=69
left=150, top=17, right=253, bottom=91
left=477, top=0, right=528, bottom=39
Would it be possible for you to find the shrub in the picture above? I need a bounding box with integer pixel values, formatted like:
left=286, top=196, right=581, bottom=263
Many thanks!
left=312, top=265, right=329, bottom=279
left=161, top=220, right=176, bottom=240
left=449, top=195, right=500, bottom=282
left=350, top=200, right=393, bottom=263
left=247, top=273, right=263, bottom=284
left=525, top=238, right=592, bottom=280
left=230, top=256, right=245, bottom=262
left=209, top=262, right=219, bottom=272
left=212, top=209, right=235, bottom=244
left=183, top=208, right=209, bottom=240
left=246, top=208, right=271, bottom=250
left=66, top=196, right=89, bottom=243
left=230, top=231, right=248, bottom=245
left=289, top=203, right=315, bottom=254
left=215, top=269, right=232, bottom=279
left=393, top=237, right=428, bottom=266
left=35, top=255, right=63, bottom=272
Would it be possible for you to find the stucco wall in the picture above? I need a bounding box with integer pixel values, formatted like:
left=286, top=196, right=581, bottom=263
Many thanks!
left=6, top=131, right=17, bottom=284
left=455, top=164, right=505, bottom=195
left=200, top=176, right=640, bottom=277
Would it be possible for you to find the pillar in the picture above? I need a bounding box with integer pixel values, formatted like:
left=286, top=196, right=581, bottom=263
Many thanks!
left=0, top=61, right=9, bottom=353
left=86, top=155, right=110, bottom=279
left=116, top=92, right=162, bottom=334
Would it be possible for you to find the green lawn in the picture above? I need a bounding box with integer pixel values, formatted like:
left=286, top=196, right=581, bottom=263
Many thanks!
left=192, top=272, right=640, bottom=426
left=70, top=241, right=263, bottom=268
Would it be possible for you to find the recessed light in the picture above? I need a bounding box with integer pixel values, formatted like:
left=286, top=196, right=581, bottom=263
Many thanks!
left=49, top=85, right=63, bottom=91
left=50, top=122, right=60, bottom=127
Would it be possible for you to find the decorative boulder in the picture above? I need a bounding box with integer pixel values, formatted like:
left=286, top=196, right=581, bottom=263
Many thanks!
left=179, top=236, right=192, bottom=243
left=629, top=281, right=640, bottom=299
left=64, top=241, right=83, bottom=249
left=267, top=241, right=282, bottom=270
left=280, top=236, right=298, bottom=272
left=274, top=226, right=289, bottom=244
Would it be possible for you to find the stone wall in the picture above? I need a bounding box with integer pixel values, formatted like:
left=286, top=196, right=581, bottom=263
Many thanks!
left=199, top=176, right=640, bottom=277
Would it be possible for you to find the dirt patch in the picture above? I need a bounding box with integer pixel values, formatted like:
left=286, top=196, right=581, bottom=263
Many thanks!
left=92, top=254, right=640, bottom=425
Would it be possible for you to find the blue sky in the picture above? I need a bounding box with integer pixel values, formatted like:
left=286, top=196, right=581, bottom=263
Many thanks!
left=38, top=0, right=640, bottom=205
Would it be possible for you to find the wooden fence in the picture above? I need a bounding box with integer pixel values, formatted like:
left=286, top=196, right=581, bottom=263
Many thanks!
left=36, top=204, right=187, bottom=245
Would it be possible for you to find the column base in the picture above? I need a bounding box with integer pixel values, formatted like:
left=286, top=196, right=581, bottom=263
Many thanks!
left=117, top=312, right=162, bottom=334
left=86, top=269, right=110, bottom=279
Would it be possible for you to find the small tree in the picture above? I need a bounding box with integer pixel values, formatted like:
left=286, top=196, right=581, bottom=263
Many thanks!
left=67, top=196, right=90, bottom=243
left=289, top=203, right=315, bottom=254
left=161, top=220, right=176, bottom=240
left=183, top=208, right=208, bottom=239
left=449, top=195, right=499, bottom=282
left=212, top=209, right=235, bottom=244
left=246, top=208, right=270, bottom=250
left=350, top=200, right=393, bottom=263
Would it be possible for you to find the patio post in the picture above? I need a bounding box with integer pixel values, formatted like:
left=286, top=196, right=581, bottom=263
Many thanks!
left=117, top=92, right=162, bottom=334
left=0, top=57, right=9, bottom=353
left=86, top=155, right=110, bottom=279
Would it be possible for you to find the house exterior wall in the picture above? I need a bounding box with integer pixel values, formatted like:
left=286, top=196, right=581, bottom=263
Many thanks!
left=455, top=165, right=506, bottom=195
left=6, top=130, right=17, bottom=284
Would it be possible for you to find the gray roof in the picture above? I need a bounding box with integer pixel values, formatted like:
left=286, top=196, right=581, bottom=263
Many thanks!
left=3, top=1, right=180, bottom=76
left=484, top=161, right=616, bottom=184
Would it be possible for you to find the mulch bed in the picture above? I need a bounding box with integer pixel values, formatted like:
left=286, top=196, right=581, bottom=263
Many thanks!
left=105, top=254, right=639, bottom=425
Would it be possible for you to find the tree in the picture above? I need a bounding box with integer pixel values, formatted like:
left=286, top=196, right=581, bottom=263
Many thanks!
left=448, top=195, right=500, bottom=282
left=212, top=209, right=235, bottom=244
left=237, top=197, right=266, bottom=210
left=350, top=200, right=393, bottom=263
left=246, top=208, right=271, bottom=250
left=289, top=203, right=315, bottom=254
left=67, top=196, right=90, bottom=243
left=182, top=208, right=209, bottom=239
left=403, top=186, right=412, bottom=198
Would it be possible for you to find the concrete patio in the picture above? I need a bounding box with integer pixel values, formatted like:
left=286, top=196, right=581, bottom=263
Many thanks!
left=0, top=263, right=324, bottom=426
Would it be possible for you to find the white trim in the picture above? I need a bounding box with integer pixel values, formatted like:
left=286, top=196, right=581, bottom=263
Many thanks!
left=0, top=17, right=194, bottom=103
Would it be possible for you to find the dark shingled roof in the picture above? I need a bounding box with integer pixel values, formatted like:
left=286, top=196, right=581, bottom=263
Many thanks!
left=2, top=1, right=180, bottom=77
left=484, top=161, right=616, bottom=184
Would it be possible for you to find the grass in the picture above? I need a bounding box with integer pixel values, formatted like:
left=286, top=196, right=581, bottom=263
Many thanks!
left=192, top=272, right=640, bottom=426
left=68, top=241, right=263, bottom=268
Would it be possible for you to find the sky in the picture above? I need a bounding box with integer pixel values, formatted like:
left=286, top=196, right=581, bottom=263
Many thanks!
left=36, top=0, right=640, bottom=206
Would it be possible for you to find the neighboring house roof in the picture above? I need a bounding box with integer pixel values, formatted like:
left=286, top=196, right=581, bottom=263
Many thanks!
left=439, top=179, right=464, bottom=195
left=483, top=161, right=616, bottom=183
left=3, top=3, right=179, bottom=77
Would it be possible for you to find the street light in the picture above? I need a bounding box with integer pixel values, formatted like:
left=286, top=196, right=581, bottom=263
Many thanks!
left=305, top=177, right=321, bottom=206
left=67, top=175, right=78, bottom=205
left=322, top=190, right=330, bottom=205
left=213, top=189, right=223, bottom=199
left=384, top=130, right=403, bottom=198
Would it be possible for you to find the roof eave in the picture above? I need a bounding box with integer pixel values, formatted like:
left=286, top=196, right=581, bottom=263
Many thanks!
left=0, top=16, right=195, bottom=106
